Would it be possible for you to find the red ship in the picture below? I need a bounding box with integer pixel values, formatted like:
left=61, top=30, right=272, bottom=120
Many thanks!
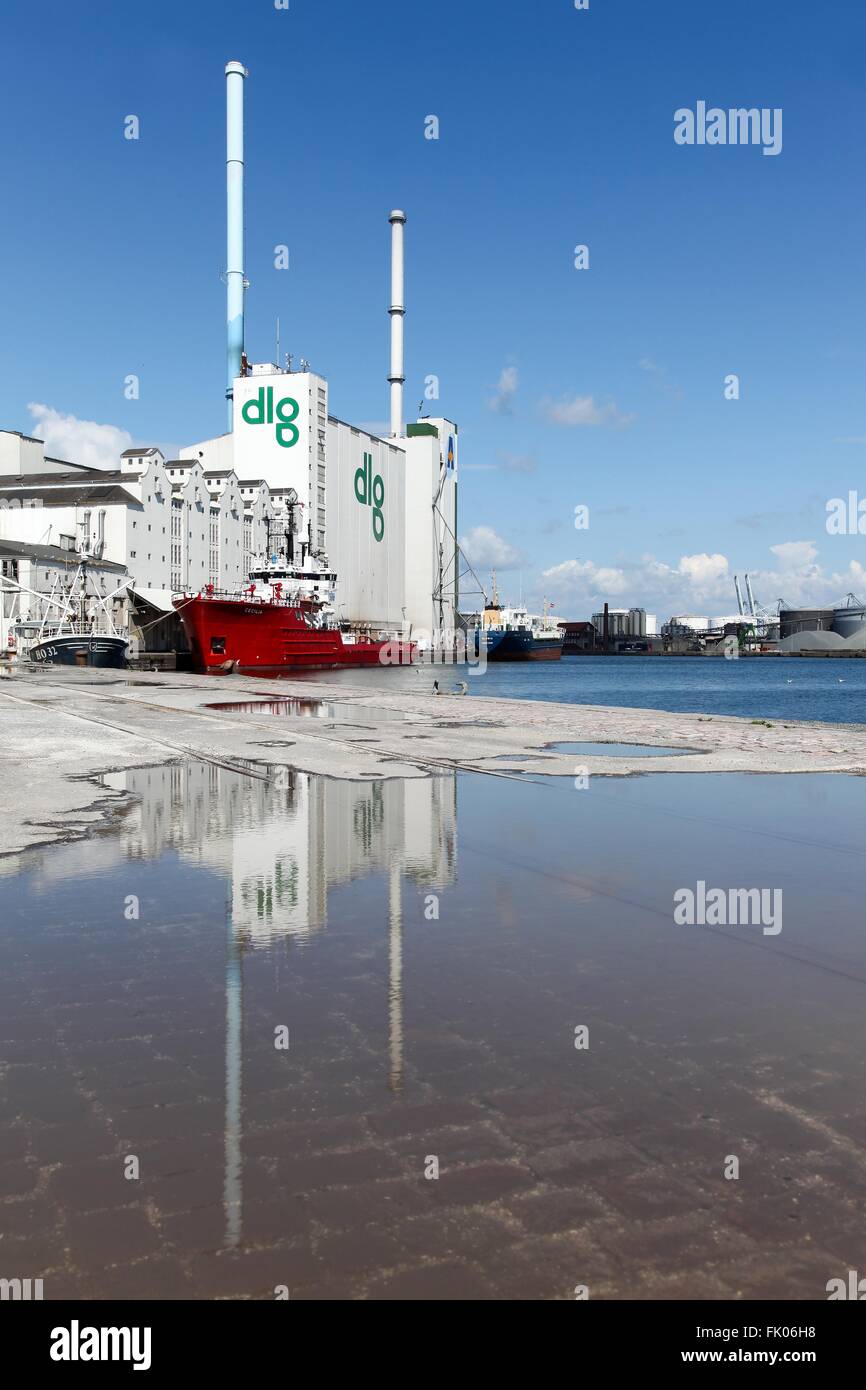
left=174, top=559, right=415, bottom=675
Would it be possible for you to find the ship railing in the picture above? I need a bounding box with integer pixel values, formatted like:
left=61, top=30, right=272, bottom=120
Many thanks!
left=178, top=586, right=320, bottom=606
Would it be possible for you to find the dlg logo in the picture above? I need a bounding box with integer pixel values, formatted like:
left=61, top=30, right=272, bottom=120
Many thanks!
left=241, top=386, right=299, bottom=448
left=354, top=452, right=384, bottom=542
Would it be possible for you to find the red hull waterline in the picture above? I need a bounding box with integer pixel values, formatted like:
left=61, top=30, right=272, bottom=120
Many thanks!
left=174, top=595, right=415, bottom=674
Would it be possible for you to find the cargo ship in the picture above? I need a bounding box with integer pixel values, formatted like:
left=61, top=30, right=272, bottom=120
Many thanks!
left=468, top=576, right=563, bottom=662
left=174, top=555, right=415, bottom=674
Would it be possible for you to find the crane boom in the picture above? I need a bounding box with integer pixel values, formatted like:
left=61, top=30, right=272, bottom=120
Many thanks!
left=744, top=572, right=757, bottom=617
left=734, top=575, right=744, bottom=616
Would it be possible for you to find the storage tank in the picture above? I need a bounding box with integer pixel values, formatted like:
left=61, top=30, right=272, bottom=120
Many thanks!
left=778, top=607, right=834, bottom=640
left=832, top=600, right=866, bottom=640
left=669, top=614, right=710, bottom=632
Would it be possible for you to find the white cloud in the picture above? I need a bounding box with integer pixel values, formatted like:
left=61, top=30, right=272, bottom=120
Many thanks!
left=487, top=365, right=518, bottom=415
left=27, top=403, right=133, bottom=472
left=677, top=552, right=730, bottom=591
left=539, top=394, right=634, bottom=428
left=459, top=524, right=523, bottom=571
left=769, top=540, right=818, bottom=570
left=539, top=540, right=866, bottom=616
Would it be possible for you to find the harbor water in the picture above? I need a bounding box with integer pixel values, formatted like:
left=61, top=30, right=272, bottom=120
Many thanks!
left=282, top=655, right=866, bottom=725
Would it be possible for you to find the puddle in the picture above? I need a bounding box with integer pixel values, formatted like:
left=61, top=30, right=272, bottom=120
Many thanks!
left=545, top=740, right=696, bottom=757
left=206, top=697, right=411, bottom=722
left=2, top=765, right=866, bottom=1299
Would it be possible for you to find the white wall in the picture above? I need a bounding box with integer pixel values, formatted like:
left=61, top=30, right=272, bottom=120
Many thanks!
left=403, top=420, right=458, bottom=636
left=325, top=420, right=406, bottom=628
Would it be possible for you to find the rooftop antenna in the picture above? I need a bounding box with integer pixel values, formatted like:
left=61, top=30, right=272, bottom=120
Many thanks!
left=275, top=316, right=280, bottom=369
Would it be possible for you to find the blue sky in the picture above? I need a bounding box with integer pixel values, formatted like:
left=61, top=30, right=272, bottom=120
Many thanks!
left=2, top=0, right=866, bottom=617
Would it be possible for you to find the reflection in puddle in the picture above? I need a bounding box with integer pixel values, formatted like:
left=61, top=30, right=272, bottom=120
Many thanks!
left=545, top=740, right=693, bottom=757
left=3, top=766, right=866, bottom=1298
left=206, top=697, right=411, bottom=722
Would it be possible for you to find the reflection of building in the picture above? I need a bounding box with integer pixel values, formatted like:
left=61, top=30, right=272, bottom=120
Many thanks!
left=94, top=761, right=456, bottom=942
left=24, top=757, right=457, bottom=1246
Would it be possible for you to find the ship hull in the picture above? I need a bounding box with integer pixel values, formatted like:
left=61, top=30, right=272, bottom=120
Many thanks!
left=471, top=629, right=563, bottom=662
left=28, top=636, right=128, bottom=669
left=175, top=595, right=414, bottom=674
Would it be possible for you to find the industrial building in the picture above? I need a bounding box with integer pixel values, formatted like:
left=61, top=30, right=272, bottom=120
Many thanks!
left=0, top=429, right=273, bottom=653
left=0, top=60, right=459, bottom=657
left=183, top=65, right=458, bottom=641
left=777, top=597, right=866, bottom=654
left=591, top=607, right=658, bottom=639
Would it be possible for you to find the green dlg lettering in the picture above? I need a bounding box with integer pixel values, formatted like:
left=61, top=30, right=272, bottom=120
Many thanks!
left=372, top=472, right=384, bottom=541
left=275, top=396, right=299, bottom=448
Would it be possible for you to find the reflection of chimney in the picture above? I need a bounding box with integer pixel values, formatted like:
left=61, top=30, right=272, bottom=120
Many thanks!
left=224, top=915, right=243, bottom=1248
left=388, top=862, right=404, bottom=1093
left=225, top=61, right=248, bottom=431
left=388, top=210, right=406, bottom=438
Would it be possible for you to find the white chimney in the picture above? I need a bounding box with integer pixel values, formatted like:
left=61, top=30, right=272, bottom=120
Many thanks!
left=388, top=210, right=406, bottom=438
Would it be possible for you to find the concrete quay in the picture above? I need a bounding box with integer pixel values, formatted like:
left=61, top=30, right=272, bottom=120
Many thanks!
left=1, top=664, right=865, bottom=858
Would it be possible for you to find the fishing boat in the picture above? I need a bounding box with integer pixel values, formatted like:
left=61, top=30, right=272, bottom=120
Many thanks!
left=2, top=555, right=129, bottom=669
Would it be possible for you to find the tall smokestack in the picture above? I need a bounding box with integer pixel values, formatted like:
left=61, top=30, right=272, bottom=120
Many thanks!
left=225, top=61, right=248, bottom=431
left=388, top=210, right=406, bottom=438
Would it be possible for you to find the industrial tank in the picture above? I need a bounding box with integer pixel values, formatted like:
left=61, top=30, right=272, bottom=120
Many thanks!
left=778, top=608, right=834, bottom=640
left=832, top=601, right=866, bottom=640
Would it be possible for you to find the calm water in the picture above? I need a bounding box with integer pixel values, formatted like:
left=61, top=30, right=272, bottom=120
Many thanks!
left=2, top=762, right=866, bottom=1299
left=278, top=655, right=866, bottom=725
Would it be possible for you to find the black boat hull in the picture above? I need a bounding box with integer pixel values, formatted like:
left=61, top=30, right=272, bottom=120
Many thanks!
left=29, top=636, right=128, bottom=669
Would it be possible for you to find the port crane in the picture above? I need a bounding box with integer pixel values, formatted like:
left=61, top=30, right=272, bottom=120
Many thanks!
left=733, top=574, right=783, bottom=637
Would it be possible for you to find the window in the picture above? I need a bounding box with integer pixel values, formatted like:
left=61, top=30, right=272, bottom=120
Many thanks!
left=210, top=636, right=226, bottom=654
